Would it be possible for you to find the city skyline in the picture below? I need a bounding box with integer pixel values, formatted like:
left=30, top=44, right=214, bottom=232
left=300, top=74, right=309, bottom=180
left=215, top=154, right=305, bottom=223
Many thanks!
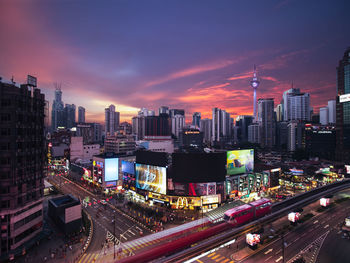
left=0, top=0, right=349, bottom=123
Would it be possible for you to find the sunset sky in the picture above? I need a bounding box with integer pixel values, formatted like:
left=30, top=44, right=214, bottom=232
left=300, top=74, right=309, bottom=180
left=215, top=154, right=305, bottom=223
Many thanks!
left=0, top=0, right=349, bottom=123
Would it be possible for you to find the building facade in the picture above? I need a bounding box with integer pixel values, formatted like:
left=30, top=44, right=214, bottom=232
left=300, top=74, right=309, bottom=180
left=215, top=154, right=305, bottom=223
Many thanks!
left=104, top=135, right=136, bottom=154
left=171, top=114, right=185, bottom=138
left=336, top=47, right=350, bottom=161
left=200, top=118, right=212, bottom=145
left=78, top=106, right=85, bottom=123
left=105, top=104, right=120, bottom=136
left=257, top=98, right=275, bottom=148
left=51, top=86, right=64, bottom=131
left=192, top=112, right=201, bottom=128
left=212, top=108, right=231, bottom=144
left=0, top=78, right=45, bottom=260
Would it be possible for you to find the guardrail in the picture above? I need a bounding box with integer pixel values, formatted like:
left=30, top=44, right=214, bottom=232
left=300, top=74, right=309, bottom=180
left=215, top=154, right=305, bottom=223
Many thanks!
left=160, top=179, right=350, bottom=263
left=75, top=211, right=93, bottom=263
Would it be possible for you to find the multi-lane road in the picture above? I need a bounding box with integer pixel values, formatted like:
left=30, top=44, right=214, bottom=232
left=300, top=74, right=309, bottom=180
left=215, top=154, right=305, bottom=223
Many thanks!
left=48, top=172, right=151, bottom=263
left=190, top=189, right=350, bottom=263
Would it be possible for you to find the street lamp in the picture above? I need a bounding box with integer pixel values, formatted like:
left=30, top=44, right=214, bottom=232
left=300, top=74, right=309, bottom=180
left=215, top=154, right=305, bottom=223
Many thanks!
left=116, top=225, right=136, bottom=259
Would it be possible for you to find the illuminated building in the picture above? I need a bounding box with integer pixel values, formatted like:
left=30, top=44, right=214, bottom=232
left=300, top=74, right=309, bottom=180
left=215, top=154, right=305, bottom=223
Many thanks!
left=336, top=47, right=350, bottom=161
left=250, top=65, right=260, bottom=121
left=0, top=76, right=45, bottom=260
left=179, top=128, right=203, bottom=148
left=92, top=153, right=120, bottom=191
left=51, top=85, right=64, bottom=131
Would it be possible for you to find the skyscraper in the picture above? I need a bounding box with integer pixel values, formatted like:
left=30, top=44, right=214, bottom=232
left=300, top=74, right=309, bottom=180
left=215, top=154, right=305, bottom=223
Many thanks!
left=64, top=104, right=76, bottom=129
left=282, top=87, right=310, bottom=121
left=235, top=115, right=254, bottom=143
left=336, top=47, right=350, bottom=161
left=192, top=112, right=201, bottom=128
left=212, top=108, right=231, bottom=144
left=78, top=106, right=85, bottom=123
left=171, top=114, right=185, bottom=138
left=328, top=100, right=336, bottom=124
left=0, top=78, right=45, bottom=259
left=319, top=107, right=329, bottom=125
left=200, top=118, right=212, bottom=145
left=105, top=104, right=120, bottom=136
left=250, top=65, right=260, bottom=120
left=159, top=106, right=169, bottom=115
left=257, top=98, right=275, bottom=148
left=51, top=85, right=64, bottom=131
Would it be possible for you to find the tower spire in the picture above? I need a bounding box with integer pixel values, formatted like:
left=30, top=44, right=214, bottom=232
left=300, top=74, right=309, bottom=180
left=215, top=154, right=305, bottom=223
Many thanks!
left=250, top=65, right=260, bottom=121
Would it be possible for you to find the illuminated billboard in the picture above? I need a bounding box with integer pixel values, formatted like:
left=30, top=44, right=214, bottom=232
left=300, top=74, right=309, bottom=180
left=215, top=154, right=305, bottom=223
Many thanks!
left=104, top=158, right=119, bottom=182
left=135, top=164, right=166, bottom=195
left=122, top=161, right=135, bottom=175
left=227, top=149, right=254, bottom=175
left=340, top=94, right=350, bottom=103
left=188, top=182, right=216, bottom=196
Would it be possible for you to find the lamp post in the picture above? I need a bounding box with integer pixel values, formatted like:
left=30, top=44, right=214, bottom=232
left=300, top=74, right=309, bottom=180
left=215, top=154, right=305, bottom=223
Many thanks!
left=117, top=225, right=136, bottom=258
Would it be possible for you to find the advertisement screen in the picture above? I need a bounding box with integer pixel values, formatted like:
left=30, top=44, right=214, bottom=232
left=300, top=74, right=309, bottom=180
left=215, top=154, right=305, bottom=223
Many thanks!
left=105, top=158, right=119, bottom=182
left=227, top=149, right=254, bottom=175
left=122, top=161, right=135, bottom=175
left=135, top=164, right=166, bottom=195
left=345, top=165, right=350, bottom=174
left=188, top=182, right=216, bottom=196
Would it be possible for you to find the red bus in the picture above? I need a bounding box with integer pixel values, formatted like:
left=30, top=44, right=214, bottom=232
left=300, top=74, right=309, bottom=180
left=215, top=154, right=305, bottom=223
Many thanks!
left=224, top=198, right=272, bottom=225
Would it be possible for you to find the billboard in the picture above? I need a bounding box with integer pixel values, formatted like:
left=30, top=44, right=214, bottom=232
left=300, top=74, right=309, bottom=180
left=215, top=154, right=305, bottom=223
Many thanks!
left=135, top=164, right=166, bottom=195
left=104, top=158, right=119, bottom=182
left=340, top=94, right=350, bottom=103
left=172, top=152, right=226, bottom=183
left=188, top=182, right=216, bottom=196
left=122, top=161, right=135, bottom=175
left=227, top=149, right=254, bottom=175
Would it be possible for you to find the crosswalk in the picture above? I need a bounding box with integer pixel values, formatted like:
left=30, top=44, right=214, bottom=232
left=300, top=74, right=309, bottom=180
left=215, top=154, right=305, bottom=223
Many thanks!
left=204, top=252, right=234, bottom=263
left=78, top=252, right=99, bottom=263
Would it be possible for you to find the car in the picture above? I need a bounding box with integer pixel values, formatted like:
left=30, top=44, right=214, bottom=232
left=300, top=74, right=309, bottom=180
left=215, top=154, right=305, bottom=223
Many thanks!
left=101, top=200, right=107, bottom=205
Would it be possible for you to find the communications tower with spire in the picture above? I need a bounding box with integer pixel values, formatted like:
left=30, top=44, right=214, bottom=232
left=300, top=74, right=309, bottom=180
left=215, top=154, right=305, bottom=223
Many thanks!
left=250, top=65, right=260, bottom=120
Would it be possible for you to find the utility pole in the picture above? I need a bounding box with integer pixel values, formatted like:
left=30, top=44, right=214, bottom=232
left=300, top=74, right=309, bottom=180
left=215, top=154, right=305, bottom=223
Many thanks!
left=114, top=213, right=116, bottom=259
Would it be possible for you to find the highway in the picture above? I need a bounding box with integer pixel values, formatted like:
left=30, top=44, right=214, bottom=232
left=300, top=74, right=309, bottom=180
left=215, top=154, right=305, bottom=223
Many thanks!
left=47, top=172, right=151, bottom=262
left=186, top=189, right=350, bottom=263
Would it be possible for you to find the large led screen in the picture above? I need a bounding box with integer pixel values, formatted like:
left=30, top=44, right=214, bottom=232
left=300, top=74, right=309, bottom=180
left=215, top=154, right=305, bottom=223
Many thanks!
left=227, top=149, right=254, bottom=175
left=135, top=164, right=166, bottom=195
left=104, top=158, right=119, bottom=182
left=122, top=161, right=135, bottom=175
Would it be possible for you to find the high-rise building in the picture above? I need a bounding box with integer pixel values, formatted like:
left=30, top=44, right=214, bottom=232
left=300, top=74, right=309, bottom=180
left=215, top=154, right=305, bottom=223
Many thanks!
left=200, top=118, right=212, bottom=145
left=192, top=112, right=201, bottom=128
left=171, top=114, right=185, bottom=138
left=169, top=109, right=185, bottom=118
left=248, top=123, right=260, bottom=144
left=144, top=114, right=171, bottom=140
left=159, top=106, right=169, bottom=115
left=250, top=65, right=260, bottom=121
left=91, top=123, right=102, bottom=144
left=64, top=104, right=76, bottom=129
left=0, top=78, right=45, bottom=259
left=336, top=47, right=350, bottom=161
left=274, top=104, right=283, bottom=122
left=212, top=108, right=231, bottom=144
left=328, top=100, right=336, bottom=124
left=104, top=135, right=135, bottom=154
left=131, top=108, right=154, bottom=141
left=105, top=104, right=120, bottom=136
left=257, top=98, right=275, bottom=148
left=319, top=107, right=329, bottom=125
left=235, top=115, right=254, bottom=143
left=51, top=85, right=65, bottom=131
left=78, top=106, right=85, bottom=123
left=282, top=87, right=310, bottom=121
left=276, top=122, right=288, bottom=148
left=287, top=121, right=305, bottom=152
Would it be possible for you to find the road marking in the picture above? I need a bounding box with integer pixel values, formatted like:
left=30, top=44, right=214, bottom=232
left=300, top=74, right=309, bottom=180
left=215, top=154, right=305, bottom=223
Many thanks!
left=195, top=260, right=203, bottom=263
left=313, top=220, right=319, bottom=224
left=324, top=224, right=329, bottom=229
left=208, top=252, right=216, bottom=257
left=221, top=259, right=229, bottom=263
left=129, top=229, right=136, bottom=235
left=264, top=248, right=273, bottom=255
left=212, top=254, right=220, bottom=259
left=275, top=249, right=281, bottom=255
left=265, top=256, right=272, bottom=262
left=215, top=256, right=226, bottom=262
left=275, top=256, right=283, bottom=262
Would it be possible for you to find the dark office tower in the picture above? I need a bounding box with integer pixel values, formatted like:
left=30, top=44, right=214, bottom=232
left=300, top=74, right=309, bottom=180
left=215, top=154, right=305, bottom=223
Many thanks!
left=159, top=106, right=169, bottom=115
left=144, top=115, right=171, bottom=139
left=192, top=112, right=201, bottom=128
left=0, top=77, right=45, bottom=260
left=51, top=84, right=64, bottom=131
left=78, top=106, right=85, bottom=123
left=258, top=98, right=275, bottom=148
left=336, top=47, right=350, bottom=161
left=64, top=104, right=76, bottom=129
left=212, top=108, right=231, bottom=144
left=235, top=115, right=254, bottom=143
left=169, top=109, right=185, bottom=118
